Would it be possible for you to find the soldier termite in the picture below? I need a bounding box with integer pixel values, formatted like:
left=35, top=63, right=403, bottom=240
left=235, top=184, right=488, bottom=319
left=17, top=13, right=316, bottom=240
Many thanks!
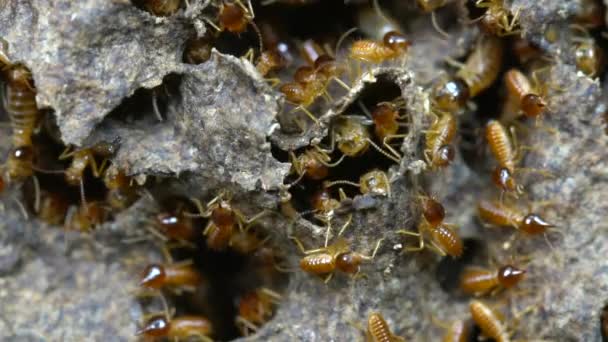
left=235, top=287, right=281, bottom=336
left=477, top=199, right=555, bottom=236
left=366, top=312, right=406, bottom=342
left=138, top=261, right=203, bottom=293
left=460, top=264, right=526, bottom=297
left=137, top=315, right=213, bottom=341
left=291, top=236, right=384, bottom=283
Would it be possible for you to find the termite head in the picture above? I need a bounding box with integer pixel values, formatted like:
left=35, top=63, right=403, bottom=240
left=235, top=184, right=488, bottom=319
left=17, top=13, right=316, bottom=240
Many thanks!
left=219, top=3, right=248, bottom=33
left=137, top=315, right=170, bottom=337
left=311, top=188, right=340, bottom=213
left=335, top=252, right=361, bottom=274
left=431, top=78, right=470, bottom=112
left=139, top=264, right=166, bottom=289
left=434, top=145, right=455, bottom=167
left=521, top=213, right=554, bottom=234
left=497, top=264, right=526, bottom=288
left=491, top=167, right=523, bottom=193
left=521, top=94, right=546, bottom=118
left=420, top=197, right=445, bottom=227
left=314, top=54, right=340, bottom=77
left=360, top=170, right=390, bottom=196
left=211, top=200, right=235, bottom=228
left=383, top=31, right=410, bottom=51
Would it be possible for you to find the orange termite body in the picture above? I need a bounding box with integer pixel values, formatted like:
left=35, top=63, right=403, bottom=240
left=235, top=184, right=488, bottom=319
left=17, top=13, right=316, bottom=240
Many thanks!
left=420, top=196, right=446, bottom=228
left=469, top=300, right=510, bottom=342
left=485, top=120, right=516, bottom=172
left=219, top=3, right=249, bottom=34
left=366, top=312, right=406, bottom=342
left=457, top=37, right=504, bottom=97
left=350, top=31, right=410, bottom=64
left=65, top=202, right=105, bottom=231
left=142, top=0, right=181, bottom=16
left=424, top=113, right=457, bottom=169
left=428, top=225, right=463, bottom=258
left=504, top=69, right=546, bottom=118
left=137, top=315, right=213, bottom=340
left=205, top=201, right=237, bottom=251
left=442, top=320, right=470, bottom=342
left=139, top=263, right=202, bottom=290
left=291, top=149, right=330, bottom=181
left=372, top=104, right=400, bottom=140
left=155, top=212, right=196, bottom=241
left=256, top=50, right=283, bottom=76
left=460, top=265, right=526, bottom=296
left=236, top=288, right=281, bottom=334
left=38, top=192, right=69, bottom=225
left=477, top=199, right=554, bottom=234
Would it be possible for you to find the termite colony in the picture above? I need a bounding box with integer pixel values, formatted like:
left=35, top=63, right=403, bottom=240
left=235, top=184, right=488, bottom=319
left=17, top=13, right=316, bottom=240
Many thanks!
left=0, top=0, right=604, bottom=339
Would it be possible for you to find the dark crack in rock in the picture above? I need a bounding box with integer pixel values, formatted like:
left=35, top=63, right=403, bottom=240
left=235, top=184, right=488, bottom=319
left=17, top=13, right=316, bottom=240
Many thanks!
left=0, top=0, right=200, bottom=145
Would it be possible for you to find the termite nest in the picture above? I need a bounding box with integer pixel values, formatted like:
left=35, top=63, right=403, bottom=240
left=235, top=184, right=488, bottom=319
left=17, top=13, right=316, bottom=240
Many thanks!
left=0, top=0, right=607, bottom=340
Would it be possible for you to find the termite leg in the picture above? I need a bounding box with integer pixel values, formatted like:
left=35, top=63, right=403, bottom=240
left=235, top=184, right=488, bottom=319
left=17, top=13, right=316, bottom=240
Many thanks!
left=397, top=229, right=425, bottom=252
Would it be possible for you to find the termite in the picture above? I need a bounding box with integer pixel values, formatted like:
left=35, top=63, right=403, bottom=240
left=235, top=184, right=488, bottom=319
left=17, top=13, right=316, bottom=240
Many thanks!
left=139, top=261, right=202, bottom=292
left=366, top=312, right=406, bottom=342
left=141, top=0, right=182, bottom=16
left=424, top=112, right=457, bottom=170
left=324, top=169, right=391, bottom=197
left=398, top=196, right=463, bottom=258
left=366, top=101, right=409, bottom=158
left=189, top=192, right=266, bottom=251
left=256, top=49, right=283, bottom=78
left=349, top=31, right=410, bottom=64
left=291, top=237, right=384, bottom=283
left=474, top=0, right=521, bottom=36
left=469, top=300, right=510, bottom=342
left=318, top=116, right=402, bottom=163
left=574, top=38, right=604, bottom=78
left=64, top=201, right=105, bottom=232
left=137, top=315, right=213, bottom=341
left=477, top=199, right=554, bottom=235
left=235, top=287, right=282, bottom=336
left=440, top=320, right=470, bottom=342
left=287, top=147, right=344, bottom=184
left=218, top=0, right=255, bottom=34
left=103, top=165, right=138, bottom=210
left=153, top=210, right=197, bottom=242
left=454, top=36, right=504, bottom=98
left=229, top=229, right=269, bottom=254
left=183, top=35, right=214, bottom=65
left=37, top=191, right=69, bottom=226
left=503, top=68, right=547, bottom=120
left=460, top=264, right=526, bottom=296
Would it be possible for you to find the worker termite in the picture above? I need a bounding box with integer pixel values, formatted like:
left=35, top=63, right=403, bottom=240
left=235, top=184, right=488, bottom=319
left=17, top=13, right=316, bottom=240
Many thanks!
left=398, top=196, right=463, bottom=258
left=183, top=35, right=214, bottom=65
left=477, top=199, right=555, bottom=235
left=103, top=165, right=138, bottom=210
left=228, top=229, right=269, bottom=254
left=366, top=312, right=406, bottom=342
left=291, top=237, right=384, bottom=283
left=137, top=315, right=213, bottom=341
left=235, top=287, right=282, bottom=336
left=323, top=169, right=391, bottom=197
left=140, top=0, right=182, bottom=16
left=287, top=147, right=344, bottom=185
left=64, top=201, right=106, bottom=232
left=318, top=116, right=402, bottom=163
left=349, top=31, right=411, bottom=64
left=217, top=0, right=255, bottom=34
left=474, top=0, right=521, bottom=36
left=460, top=263, right=526, bottom=296
left=139, top=261, right=202, bottom=292
left=424, top=112, right=457, bottom=170
left=452, top=36, right=504, bottom=98
left=189, top=192, right=266, bottom=251
left=469, top=300, right=510, bottom=342
left=503, top=68, right=547, bottom=120
left=279, top=72, right=327, bottom=125
left=37, top=191, right=69, bottom=226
